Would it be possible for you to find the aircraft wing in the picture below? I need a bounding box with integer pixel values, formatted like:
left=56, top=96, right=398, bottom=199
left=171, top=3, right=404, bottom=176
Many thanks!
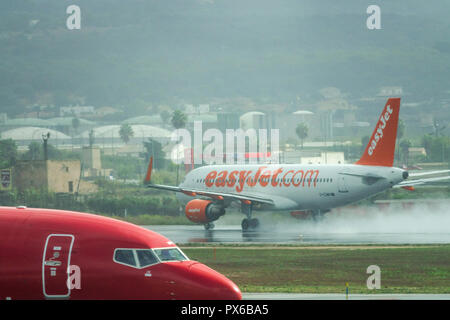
left=146, top=183, right=275, bottom=205
left=144, top=157, right=274, bottom=205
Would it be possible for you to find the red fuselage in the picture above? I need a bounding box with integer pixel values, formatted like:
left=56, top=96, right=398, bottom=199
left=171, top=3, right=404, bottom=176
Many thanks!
left=0, top=207, right=241, bottom=300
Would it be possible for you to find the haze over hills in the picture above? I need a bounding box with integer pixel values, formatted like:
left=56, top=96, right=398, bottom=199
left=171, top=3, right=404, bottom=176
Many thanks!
left=0, top=0, right=450, bottom=116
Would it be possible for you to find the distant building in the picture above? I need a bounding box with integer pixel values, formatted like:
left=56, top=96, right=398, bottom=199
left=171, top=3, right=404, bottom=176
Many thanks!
left=1, top=127, right=71, bottom=147
left=300, top=152, right=345, bottom=165
left=240, top=111, right=266, bottom=130
left=217, top=112, right=240, bottom=133
left=184, top=104, right=210, bottom=114
left=60, top=106, right=95, bottom=117
left=408, top=147, right=427, bottom=157
left=378, top=86, right=403, bottom=97
left=95, top=106, right=122, bottom=118
left=81, top=147, right=112, bottom=177
left=13, top=160, right=97, bottom=194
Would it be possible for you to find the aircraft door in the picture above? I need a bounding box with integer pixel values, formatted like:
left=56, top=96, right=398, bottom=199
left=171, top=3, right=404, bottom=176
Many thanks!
left=42, top=234, right=74, bottom=299
left=337, top=175, right=349, bottom=193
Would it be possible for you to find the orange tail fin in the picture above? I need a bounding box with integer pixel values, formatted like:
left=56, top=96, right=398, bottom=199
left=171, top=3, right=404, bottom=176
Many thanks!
left=144, top=157, right=153, bottom=183
left=356, top=97, right=401, bottom=167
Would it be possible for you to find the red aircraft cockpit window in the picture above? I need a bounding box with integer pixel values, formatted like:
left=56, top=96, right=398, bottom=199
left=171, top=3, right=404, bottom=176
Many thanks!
left=114, top=249, right=137, bottom=268
left=136, top=249, right=159, bottom=268
left=153, top=248, right=188, bottom=262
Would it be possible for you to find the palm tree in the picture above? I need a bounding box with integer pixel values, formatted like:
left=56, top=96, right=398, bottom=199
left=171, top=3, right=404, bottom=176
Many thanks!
left=171, top=110, right=187, bottom=185
left=160, top=110, right=171, bottom=127
left=119, top=124, right=134, bottom=144
left=171, top=110, right=187, bottom=129
left=71, top=117, right=80, bottom=135
left=88, top=129, right=95, bottom=147
left=396, top=119, right=405, bottom=161
left=361, top=135, right=370, bottom=153
left=295, top=123, right=308, bottom=149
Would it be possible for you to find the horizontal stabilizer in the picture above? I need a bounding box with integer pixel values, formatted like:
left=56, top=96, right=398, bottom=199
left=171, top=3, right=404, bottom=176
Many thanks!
left=408, top=169, right=450, bottom=178
left=394, top=175, right=450, bottom=188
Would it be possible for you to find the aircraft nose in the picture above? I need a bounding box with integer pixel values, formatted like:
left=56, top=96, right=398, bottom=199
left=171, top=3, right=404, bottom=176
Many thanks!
left=188, top=263, right=242, bottom=300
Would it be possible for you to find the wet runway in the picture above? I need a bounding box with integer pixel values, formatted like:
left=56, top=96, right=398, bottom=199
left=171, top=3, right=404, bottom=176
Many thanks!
left=144, top=207, right=450, bottom=244
left=143, top=224, right=450, bottom=245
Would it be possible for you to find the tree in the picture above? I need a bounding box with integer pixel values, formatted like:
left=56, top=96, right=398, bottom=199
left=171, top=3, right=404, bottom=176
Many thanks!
left=0, top=139, right=18, bottom=168
left=396, top=119, right=405, bottom=161
left=88, top=129, right=95, bottom=147
left=361, top=135, right=370, bottom=153
left=397, top=119, right=405, bottom=141
left=27, top=142, right=41, bottom=160
left=119, top=124, right=134, bottom=144
left=143, top=138, right=165, bottom=170
left=160, top=110, right=171, bottom=126
left=295, top=123, right=308, bottom=149
left=170, top=110, right=187, bottom=185
left=421, top=135, right=450, bottom=162
left=71, top=117, right=80, bottom=135
left=117, top=164, right=133, bottom=182
left=22, top=142, right=62, bottom=160
left=399, top=139, right=411, bottom=166
left=422, top=134, right=433, bottom=158
left=171, top=110, right=187, bottom=129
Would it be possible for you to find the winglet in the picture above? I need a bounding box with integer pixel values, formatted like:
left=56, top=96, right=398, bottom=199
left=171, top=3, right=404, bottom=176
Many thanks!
left=356, top=97, right=401, bottom=167
left=144, top=157, right=153, bottom=184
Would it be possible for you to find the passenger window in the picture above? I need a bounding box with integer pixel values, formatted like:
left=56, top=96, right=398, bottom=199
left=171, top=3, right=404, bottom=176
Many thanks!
left=136, top=250, right=158, bottom=268
left=114, top=249, right=137, bottom=267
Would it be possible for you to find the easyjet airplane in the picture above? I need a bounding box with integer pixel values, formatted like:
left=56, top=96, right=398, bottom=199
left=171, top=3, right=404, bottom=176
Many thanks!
left=145, top=98, right=450, bottom=230
left=0, top=206, right=242, bottom=300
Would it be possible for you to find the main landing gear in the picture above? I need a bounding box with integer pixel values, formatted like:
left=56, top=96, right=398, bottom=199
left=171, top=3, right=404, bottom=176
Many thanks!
left=204, top=222, right=215, bottom=230
left=241, top=202, right=259, bottom=231
left=311, top=209, right=329, bottom=222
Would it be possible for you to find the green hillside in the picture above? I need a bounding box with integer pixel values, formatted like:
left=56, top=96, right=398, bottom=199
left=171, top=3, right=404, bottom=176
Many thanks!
left=1, top=0, right=450, bottom=115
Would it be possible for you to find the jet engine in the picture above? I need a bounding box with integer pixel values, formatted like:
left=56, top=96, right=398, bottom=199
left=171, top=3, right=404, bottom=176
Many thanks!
left=185, top=199, right=225, bottom=223
left=290, top=210, right=313, bottom=219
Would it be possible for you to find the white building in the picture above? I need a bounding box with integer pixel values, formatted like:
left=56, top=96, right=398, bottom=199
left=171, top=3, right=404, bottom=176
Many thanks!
left=60, top=106, right=95, bottom=117
left=300, top=152, right=345, bottom=165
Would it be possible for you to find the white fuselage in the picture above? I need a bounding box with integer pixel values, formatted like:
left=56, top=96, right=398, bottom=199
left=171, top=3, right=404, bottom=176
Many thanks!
left=177, top=164, right=406, bottom=211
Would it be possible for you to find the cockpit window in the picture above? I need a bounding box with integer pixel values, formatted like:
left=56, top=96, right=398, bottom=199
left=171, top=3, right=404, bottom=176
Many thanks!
left=114, top=249, right=137, bottom=267
left=136, top=249, right=159, bottom=267
left=113, top=247, right=188, bottom=268
left=153, top=248, right=188, bottom=262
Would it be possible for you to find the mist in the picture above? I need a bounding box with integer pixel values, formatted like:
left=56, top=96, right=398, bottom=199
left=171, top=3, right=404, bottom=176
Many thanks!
left=214, top=203, right=450, bottom=243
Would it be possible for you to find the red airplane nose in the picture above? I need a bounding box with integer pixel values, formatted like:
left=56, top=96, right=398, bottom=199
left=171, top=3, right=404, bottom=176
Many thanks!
left=188, top=263, right=242, bottom=300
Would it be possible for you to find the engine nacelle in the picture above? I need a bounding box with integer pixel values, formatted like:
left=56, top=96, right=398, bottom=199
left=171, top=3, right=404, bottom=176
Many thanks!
left=290, top=210, right=313, bottom=219
left=185, top=199, right=225, bottom=223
